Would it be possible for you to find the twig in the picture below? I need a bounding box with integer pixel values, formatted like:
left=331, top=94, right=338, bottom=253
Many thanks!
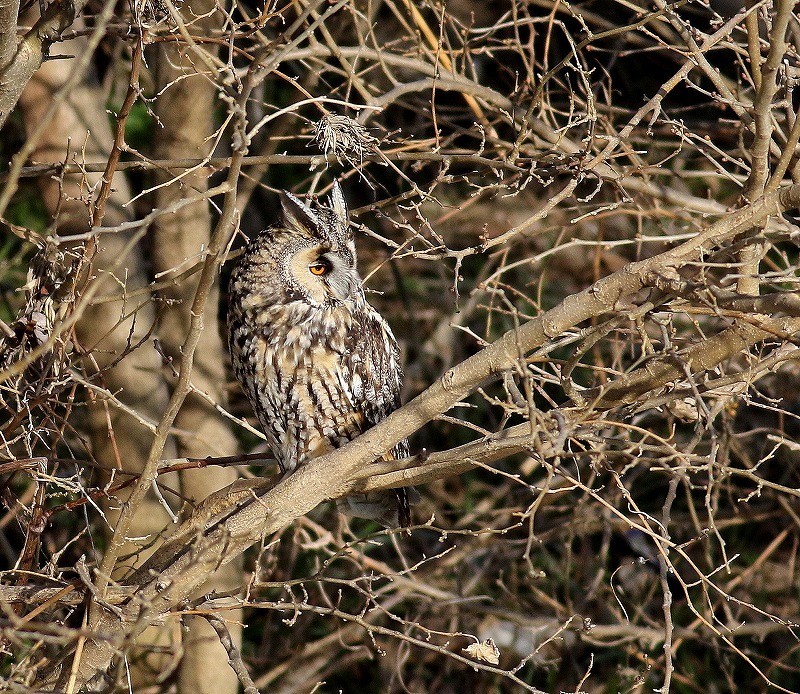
left=204, top=614, right=260, bottom=694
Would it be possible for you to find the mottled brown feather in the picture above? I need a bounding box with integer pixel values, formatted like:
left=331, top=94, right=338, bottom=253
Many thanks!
left=227, top=183, right=411, bottom=527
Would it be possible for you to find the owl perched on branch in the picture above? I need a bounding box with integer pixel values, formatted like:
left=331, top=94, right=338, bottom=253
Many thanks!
left=227, top=182, right=411, bottom=528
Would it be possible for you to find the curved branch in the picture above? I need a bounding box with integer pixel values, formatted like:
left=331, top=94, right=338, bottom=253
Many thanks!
left=0, top=0, right=88, bottom=128
left=43, top=181, right=800, bottom=690
left=588, top=314, right=800, bottom=409
left=0, top=0, right=20, bottom=71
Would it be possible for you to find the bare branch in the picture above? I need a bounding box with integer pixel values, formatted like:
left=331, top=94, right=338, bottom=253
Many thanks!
left=0, top=0, right=89, bottom=128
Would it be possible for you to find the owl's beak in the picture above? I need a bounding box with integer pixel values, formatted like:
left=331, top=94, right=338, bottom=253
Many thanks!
left=327, top=270, right=359, bottom=302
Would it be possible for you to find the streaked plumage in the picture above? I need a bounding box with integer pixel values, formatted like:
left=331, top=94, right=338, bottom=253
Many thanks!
left=227, top=182, right=410, bottom=527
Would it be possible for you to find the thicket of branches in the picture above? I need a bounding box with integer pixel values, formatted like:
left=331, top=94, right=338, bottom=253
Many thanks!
left=2, top=0, right=800, bottom=692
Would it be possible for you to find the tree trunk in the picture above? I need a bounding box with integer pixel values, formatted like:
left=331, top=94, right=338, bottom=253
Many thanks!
left=149, top=3, right=242, bottom=693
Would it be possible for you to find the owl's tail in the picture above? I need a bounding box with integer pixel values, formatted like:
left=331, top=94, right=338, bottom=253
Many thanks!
left=337, top=487, right=417, bottom=528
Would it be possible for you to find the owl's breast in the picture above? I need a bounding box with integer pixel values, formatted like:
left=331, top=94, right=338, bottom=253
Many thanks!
left=231, top=299, right=401, bottom=473
left=241, top=321, right=364, bottom=472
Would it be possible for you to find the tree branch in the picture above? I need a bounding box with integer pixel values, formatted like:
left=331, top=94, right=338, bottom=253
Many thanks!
left=0, top=0, right=88, bottom=128
left=39, top=179, right=800, bottom=690
left=0, top=0, right=20, bottom=71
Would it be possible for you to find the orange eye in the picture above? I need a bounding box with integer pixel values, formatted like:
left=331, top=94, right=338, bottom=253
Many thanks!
left=309, top=260, right=330, bottom=276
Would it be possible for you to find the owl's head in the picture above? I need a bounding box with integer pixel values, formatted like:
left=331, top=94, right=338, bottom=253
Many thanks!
left=237, top=182, right=363, bottom=309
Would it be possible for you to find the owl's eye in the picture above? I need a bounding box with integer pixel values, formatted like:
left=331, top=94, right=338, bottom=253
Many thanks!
left=309, top=258, right=332, bottom=276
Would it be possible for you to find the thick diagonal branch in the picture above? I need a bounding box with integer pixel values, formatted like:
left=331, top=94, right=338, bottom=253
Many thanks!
left=0, top=0, right=88, bottom=128
left=45, top=180, right=800, bottom=691
left=0, top=0, right=20, bottom=71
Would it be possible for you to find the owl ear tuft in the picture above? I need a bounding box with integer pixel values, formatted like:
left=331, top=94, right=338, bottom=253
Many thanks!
left=328, top=180, right=349, bottom=227
left=279, top=191, right=323, bottom=236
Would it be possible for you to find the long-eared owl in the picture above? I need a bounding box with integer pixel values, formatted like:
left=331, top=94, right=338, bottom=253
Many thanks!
left=227, top=181, right=411, bottom=527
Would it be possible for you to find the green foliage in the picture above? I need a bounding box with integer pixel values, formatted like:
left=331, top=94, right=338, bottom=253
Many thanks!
left=0, top=225, right=37, bottom=323
left=117, top=99, right=154, bottom=152
left=5, top=186, right=48, bottom=235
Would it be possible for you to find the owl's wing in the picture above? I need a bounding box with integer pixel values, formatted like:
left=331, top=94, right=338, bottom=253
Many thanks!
left=345, top=309, right=405, bottom=448
left=342, top=308, right=413, bottom=527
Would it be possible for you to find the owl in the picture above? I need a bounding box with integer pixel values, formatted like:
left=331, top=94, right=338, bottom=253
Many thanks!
left=227, top=181, right=411, bottom=527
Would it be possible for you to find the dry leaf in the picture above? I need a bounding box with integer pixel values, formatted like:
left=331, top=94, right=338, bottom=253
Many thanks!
left=463, top=638, right=500, bottom=665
